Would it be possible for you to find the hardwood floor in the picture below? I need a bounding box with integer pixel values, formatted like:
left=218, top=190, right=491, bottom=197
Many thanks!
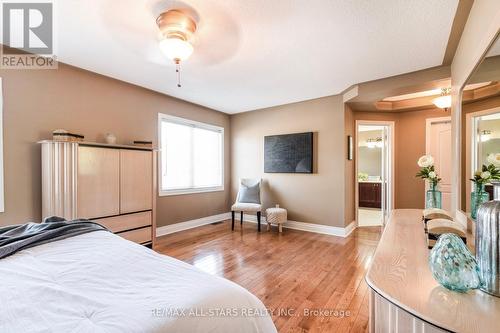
left=155, top=221, right=381, bottom=333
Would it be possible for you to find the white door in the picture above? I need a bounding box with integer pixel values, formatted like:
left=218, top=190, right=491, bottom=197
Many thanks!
left=427, top=120, right=452, bottom=211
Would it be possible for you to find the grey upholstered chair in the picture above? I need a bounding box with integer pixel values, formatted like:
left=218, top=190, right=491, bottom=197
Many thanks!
left=231, top=179, right=262, bottom=231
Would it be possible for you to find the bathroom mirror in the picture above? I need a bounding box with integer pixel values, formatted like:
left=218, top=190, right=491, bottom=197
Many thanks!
left=461, top=33, right=500, bottom=214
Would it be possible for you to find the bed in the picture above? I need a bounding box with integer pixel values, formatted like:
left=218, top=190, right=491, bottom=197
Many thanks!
left=0, top=228, right=277, bottom=332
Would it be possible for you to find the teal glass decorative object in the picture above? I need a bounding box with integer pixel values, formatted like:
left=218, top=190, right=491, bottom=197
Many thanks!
left=471, top=183, right=490, bottom=219
left=429, top=234, right=480, bottom=292
left=426, top=183, right=442, bottom=209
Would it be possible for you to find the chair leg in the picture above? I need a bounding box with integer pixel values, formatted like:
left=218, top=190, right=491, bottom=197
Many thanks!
left=241, top=211, right=243, bottom=225
left=257, top=212, right=261, bottom=232
left=231, top=211, right=235, bottom=231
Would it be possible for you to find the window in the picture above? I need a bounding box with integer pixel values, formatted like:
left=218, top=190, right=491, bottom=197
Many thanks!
left=158, top=113, right=224, bottom=196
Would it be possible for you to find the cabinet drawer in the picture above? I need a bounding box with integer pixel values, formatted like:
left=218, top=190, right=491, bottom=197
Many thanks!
left=118, top=226, right=152, bottom=244
left=94, top=211, right=151, bottom=233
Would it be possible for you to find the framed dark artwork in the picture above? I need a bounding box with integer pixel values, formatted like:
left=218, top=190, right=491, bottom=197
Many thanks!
left=264, top=132, right=313, bottom=173
left=348, top=135, right=353, bottom=160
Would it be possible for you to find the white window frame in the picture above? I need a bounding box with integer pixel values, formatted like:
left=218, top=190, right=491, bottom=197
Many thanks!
left=158, top=113, right=224, bottom=196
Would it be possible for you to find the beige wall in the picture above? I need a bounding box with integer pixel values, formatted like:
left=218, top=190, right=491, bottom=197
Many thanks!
left=0, top=63, right=231, bottom=227
left=344, top=105, right=355, bottom=226
left=231, top=95, right=346, bottom=227
left=351, top=108, right=449, bottom=209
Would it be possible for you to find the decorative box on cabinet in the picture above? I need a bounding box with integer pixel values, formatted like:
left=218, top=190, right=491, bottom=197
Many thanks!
left=40, top=140, right=157, bottom=247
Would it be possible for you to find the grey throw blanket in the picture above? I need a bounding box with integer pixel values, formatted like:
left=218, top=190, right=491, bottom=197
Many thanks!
left=0, top=216, right=108, bottom=259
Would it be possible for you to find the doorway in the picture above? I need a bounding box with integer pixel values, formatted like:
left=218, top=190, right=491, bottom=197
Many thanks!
left=464, top=108, right=500, bottom=211
left=426, top=117, right=452, bottom=211
left=355, top=121, right=394, bottom=227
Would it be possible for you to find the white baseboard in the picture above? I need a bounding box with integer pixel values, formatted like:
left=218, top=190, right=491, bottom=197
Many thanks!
left=344, top=220, right=357, bottom=237
left=156, top=212, right=357, bottom=238
left=241, top=214, right=357, bottom=238
left=156, top=212, right=231, bottom=237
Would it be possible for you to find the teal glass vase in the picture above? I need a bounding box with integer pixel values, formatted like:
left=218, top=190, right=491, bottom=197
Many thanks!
left=429, top=233, right=480, bottom=292
left=426, top=183, right=442, bottom=209
left=471, top=183, right=490, bottom=219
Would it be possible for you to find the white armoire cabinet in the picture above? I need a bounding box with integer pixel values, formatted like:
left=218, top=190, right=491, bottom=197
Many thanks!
left=40, top=141, right=157, bottom=247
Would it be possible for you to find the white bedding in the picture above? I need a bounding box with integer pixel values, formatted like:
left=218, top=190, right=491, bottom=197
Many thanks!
left=0, top=231, right=276, bottom=333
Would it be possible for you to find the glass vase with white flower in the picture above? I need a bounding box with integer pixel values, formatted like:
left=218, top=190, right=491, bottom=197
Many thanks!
left=416, top=155, right=442, bottom=209
left=470, top=154, right=500, bottom=219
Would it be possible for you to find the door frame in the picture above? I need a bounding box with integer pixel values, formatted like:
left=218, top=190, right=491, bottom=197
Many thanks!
left=464, top=106, right=500, bottom=213
left=355, top=120, right=395, bottom=227
left=425, top=116, right=452, bottom=207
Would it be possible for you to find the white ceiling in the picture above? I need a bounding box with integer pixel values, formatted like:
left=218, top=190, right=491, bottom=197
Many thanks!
left=55, top=0, right=458, bottom=114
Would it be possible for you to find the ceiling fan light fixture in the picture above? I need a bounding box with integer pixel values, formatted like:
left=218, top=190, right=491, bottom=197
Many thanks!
left=159, top=38, right=193, bottom=62
left=156, top=9, right=197, bottom=87
left=366, top=137, right=383, bottom=149
left=156, top=9, right=196, bottom=42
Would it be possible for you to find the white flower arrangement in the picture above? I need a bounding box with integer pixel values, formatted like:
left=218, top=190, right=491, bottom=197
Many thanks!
left=416, top=155, right=441, bottom=187
left=417, top=155, right=434, bottom=168
left=471, top=159, right=500, bottom=186
left=481, top=171, right=491, bottom=180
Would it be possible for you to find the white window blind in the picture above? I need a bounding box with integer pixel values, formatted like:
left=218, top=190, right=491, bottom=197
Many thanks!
left=158, top=114, right=224, bottom=195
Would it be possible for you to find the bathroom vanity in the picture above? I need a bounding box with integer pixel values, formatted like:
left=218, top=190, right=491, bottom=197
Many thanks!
left=358, top=181, right=382, bottom=208
left=366, top=209, right=500, bottom=333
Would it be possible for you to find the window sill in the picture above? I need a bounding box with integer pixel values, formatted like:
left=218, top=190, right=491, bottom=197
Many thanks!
left=159, top=186, right=224, bottom=197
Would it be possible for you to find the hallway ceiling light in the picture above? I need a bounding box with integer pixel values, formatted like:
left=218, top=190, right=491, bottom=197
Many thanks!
left=432, top=88, right=451, bottom=110
left=367, top=137, right=383, bottom=148
left=481, top=130, right=492, bottom=142
left=156, top=10, right=197, bottom=87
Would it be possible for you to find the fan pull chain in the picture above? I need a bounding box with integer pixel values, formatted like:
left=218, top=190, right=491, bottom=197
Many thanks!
left=175, top=60, right=182, bottom=88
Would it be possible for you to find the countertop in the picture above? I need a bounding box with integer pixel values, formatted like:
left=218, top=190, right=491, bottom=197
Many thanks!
left=366, top=209, right=500, bottom=333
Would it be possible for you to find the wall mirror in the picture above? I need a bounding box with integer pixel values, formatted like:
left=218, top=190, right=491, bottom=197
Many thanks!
left=461, top=33, right=500, bottom=216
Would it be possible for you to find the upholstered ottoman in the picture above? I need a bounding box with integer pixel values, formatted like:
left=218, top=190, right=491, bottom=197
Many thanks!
left=266, top=206, right=287, bottom=233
